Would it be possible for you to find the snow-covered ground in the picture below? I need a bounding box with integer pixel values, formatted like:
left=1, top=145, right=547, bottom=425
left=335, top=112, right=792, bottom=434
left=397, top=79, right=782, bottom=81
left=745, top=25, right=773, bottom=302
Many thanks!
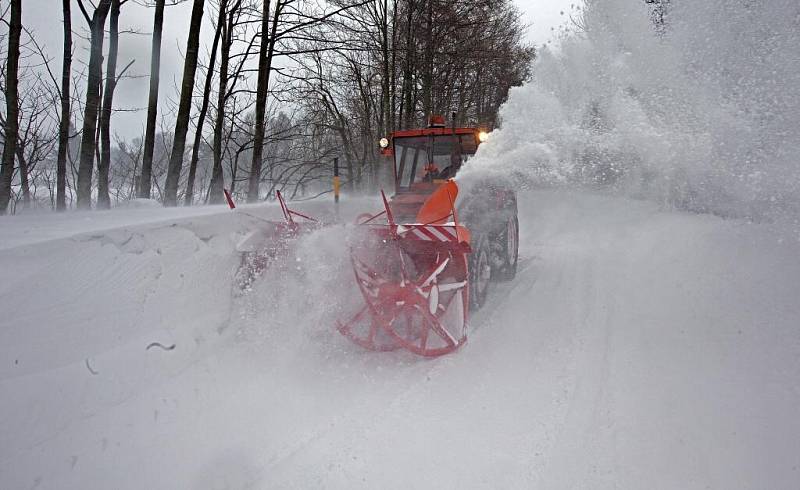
left=4, top=0, right=799, bottom=487
left=2, top=189, right=799, bottom=489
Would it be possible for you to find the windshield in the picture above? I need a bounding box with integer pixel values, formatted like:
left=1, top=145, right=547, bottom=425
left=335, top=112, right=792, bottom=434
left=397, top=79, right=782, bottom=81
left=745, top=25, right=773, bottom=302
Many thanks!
left=394, top=134, right=478, bottom=188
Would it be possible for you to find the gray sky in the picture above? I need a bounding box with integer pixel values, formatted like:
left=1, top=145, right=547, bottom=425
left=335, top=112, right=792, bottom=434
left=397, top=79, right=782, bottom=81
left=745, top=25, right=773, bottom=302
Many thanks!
left=20, top=0, right=575, bottom=139
left=517, top=0, right=579, bottom=47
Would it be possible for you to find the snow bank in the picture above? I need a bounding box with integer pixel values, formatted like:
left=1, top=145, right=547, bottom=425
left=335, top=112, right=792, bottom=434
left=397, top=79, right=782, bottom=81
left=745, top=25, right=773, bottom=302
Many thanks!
left=0, top=200, right=358, bottom=489
left=462, top=0, right=800, bottom=222
left=0, top=197, right=371, bottom=380
left=0, top=204, right=233, bottom=251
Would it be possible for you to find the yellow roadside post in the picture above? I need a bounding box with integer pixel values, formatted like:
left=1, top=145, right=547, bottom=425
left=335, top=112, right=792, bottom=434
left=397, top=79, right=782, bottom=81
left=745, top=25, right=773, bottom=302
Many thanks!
left=333, top=157, right=340, bottom=204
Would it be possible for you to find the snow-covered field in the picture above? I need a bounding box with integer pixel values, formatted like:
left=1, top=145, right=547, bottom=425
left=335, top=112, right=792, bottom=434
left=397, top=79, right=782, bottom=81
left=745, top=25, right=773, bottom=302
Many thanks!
left=2, top=190, right=799, bottom=489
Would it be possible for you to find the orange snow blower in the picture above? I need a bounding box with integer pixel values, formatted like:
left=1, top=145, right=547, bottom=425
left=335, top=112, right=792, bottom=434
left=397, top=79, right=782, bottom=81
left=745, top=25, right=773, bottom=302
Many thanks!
left=336, top=116, right=519, bottom=356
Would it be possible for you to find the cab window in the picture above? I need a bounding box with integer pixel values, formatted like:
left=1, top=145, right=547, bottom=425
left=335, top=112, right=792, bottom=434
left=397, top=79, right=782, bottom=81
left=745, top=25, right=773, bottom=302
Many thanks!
left=394, top=134, right=477, bottom=189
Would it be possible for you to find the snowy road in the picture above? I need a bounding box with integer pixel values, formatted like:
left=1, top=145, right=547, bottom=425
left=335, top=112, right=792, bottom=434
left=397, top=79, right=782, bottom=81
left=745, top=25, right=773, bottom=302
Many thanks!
left=2, top=190, right=799, bottom=489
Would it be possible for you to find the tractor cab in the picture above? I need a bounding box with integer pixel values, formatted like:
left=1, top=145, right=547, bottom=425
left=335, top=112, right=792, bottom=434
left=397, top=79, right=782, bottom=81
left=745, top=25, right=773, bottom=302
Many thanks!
left=380, top=116, right=488, bottom=220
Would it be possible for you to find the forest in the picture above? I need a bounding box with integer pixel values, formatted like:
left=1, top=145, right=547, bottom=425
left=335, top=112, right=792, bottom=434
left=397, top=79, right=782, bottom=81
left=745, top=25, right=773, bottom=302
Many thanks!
left=0, top=0, right=533, bottom=213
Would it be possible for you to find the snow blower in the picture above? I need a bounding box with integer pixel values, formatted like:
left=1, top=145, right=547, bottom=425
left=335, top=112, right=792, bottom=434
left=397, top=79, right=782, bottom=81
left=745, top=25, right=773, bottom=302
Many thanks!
left=336, top=115, right=519, bottom=356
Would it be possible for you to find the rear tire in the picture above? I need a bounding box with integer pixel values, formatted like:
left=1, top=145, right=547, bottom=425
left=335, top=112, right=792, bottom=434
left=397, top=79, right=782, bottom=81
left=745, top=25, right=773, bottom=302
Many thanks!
left=493, top=213, right=519, bottom=281
left=469, top=234, right=491, bottom=310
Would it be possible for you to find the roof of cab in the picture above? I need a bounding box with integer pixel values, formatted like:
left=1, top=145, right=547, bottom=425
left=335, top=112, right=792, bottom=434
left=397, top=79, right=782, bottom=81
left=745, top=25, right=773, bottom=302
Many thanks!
left=391, top=127, right=481, bottom=138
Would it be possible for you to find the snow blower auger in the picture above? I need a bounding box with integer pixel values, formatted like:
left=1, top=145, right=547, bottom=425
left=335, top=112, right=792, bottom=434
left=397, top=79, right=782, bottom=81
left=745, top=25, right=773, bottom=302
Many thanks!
left=235, top=190, right=319, bottom=291
left=337, top=181, right=472, bottom=357
left=336, top=115, right=520, bottom=357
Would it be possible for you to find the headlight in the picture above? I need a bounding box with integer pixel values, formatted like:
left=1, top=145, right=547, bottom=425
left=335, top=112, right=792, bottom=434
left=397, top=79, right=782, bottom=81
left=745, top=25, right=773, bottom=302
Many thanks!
left=478, top=131, right=489, bottom=143
left=379, top=137, right=390, bottom=149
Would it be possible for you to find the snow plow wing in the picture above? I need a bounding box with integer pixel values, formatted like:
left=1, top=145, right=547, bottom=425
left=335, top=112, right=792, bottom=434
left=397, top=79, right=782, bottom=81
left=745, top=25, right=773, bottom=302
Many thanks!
left=235, top=191, right=319, bottom=291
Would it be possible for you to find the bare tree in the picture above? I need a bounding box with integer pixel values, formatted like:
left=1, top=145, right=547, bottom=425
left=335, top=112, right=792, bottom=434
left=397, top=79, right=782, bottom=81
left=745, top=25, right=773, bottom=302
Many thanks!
left=185, top=5, right=225, bottom=205
left=75, top=0, right=112, bottom=209
left=208, top=0, right=243, bottom=204
left=114, top=134, right=144, bottom=200
left=13, top=79, right=59, bottom=209
left=139, top=0, right=165, bottom=199
left=163, top=0, right=205, bottom=206
left=55, top=0, right=73, bottom=211
left=246, top=0, right=277, bottom=202
left=0, top=0, right=22, bottom=214
left=243, top=0, right=374, bottom=201
left=1, top=0, right=530, bottom=214
left=99, top=0, right=133, bottom=209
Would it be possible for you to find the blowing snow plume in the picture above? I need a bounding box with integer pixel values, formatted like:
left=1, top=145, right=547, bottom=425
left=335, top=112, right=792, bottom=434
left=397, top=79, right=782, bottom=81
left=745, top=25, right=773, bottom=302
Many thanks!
left=462, top=0, right=800, bottom=223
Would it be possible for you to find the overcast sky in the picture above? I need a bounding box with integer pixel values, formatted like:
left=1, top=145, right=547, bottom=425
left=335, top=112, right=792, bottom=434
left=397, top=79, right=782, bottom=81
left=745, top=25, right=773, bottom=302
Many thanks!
left=20, top=0, right=576, bottom=139
left=517, top=0, right=579, bottom=47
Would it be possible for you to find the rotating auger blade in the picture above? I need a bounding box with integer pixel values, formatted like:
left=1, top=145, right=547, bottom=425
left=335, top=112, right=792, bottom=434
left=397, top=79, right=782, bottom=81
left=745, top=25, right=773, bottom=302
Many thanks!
left=337, top=182, right=473, bottom=357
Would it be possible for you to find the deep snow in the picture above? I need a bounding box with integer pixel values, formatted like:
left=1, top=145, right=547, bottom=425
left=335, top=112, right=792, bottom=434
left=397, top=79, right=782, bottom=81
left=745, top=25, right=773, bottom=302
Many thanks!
left=2, top=190, right=799, bottom=489
left=4, top=1, right=800, bottom=487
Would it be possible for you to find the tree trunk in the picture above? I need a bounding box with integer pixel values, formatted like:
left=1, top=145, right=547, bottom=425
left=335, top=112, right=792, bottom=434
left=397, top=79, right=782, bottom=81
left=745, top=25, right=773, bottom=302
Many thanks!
left=380, top=0, right=390, bottom=137
left=389, top=0, right=398, bottom=133
left=76, top=0, right=112, bottom=210
left=376, top=0, right=391, bottom=192
left=207, top=2, right=231, bottom=205
left=56, top=0, right=72, bottom=211
left=163, top=0, right=204, bottom=207
left=401, top=0, right=415, bottom=129
left=98, top=0, right=121, bottom=209
left=185, top=7, right=224, bottom=206
left=246, top=0, right=274, bottom=203
left=421, top=0, right=433, bottom=119
left=0, top=0, right=22, bottom=214
left=138, top=0, right=164, bottom=199
left=15, top=146, right=30, bottom=208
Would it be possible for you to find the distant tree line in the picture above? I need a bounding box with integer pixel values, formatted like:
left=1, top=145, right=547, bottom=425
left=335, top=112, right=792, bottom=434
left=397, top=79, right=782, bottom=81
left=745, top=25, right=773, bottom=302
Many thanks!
left=0, top=0, right=533, bottom=214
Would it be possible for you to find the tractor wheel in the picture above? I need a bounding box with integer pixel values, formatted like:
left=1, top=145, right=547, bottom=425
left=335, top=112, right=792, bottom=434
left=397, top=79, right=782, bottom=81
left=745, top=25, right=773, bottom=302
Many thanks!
left=493, top=213, right=519, bottom=281
left=469, top=233, right=491, bottom=310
